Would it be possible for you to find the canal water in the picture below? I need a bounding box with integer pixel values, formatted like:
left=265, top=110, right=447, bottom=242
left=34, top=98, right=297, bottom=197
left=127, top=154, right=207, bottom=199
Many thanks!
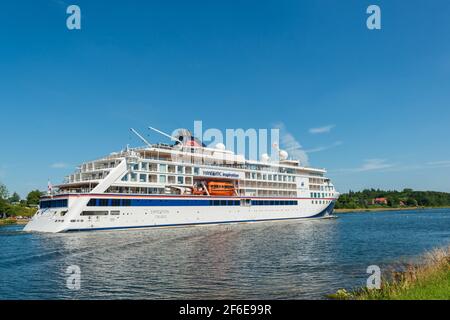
left=0, top=208, right=449, bottom=299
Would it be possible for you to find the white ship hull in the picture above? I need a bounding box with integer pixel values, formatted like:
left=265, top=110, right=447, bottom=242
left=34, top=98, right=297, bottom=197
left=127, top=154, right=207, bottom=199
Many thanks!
left=24, top=195, right=336, bottom=233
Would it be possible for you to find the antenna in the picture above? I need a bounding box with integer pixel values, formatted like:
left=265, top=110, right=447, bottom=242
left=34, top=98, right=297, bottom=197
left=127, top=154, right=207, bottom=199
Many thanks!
left=130, top=128, right=152, bottom=147
left=148, top=126, right=182, bottom=144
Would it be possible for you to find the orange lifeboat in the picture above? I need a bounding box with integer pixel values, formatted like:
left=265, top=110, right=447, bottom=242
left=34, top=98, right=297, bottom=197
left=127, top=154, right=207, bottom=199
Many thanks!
left=207, top=181, right=235, bottom=196
left=192, top=187, right=207, bottom=195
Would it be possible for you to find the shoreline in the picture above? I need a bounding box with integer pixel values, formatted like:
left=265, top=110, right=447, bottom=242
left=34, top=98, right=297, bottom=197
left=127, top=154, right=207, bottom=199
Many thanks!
left=334, top=206, right=450, bottom=214
left=328, top=245, right=450, bottom=300
left=0, top=219, right=30, bottom=226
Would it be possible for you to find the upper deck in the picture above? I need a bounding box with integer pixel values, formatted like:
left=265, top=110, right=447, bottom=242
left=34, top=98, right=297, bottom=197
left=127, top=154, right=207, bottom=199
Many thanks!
left=52, top=132, right=336, bottom=200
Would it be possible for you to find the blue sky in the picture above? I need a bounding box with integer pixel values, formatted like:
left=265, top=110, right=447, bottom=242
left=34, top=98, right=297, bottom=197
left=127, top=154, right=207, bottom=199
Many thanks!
left=1, top=0, right=450, bottom=197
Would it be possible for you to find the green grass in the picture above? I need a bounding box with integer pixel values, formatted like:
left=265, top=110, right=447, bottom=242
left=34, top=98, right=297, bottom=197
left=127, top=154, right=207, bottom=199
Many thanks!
left=390, top=268, right=450, bottom=300
left=329, top=246, right=450, bottom=300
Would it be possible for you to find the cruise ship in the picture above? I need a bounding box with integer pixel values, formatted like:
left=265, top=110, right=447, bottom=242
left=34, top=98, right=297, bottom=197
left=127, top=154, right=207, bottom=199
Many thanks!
left=24, top=128, right=339, bottom=233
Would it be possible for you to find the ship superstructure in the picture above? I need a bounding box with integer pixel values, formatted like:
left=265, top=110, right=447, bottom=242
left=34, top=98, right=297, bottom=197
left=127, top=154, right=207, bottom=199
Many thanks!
left=24, top=128, right=338, bottom=233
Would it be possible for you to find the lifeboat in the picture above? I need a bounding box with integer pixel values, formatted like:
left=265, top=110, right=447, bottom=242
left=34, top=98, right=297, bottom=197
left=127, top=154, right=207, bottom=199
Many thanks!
left=192, top=187, right=207, bottom=195
left=207, top=181, right=235, bottom=196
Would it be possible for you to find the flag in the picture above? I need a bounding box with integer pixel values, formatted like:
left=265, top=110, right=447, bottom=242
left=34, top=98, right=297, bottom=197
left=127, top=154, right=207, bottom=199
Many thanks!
left=48, top=180, right=53, bottom=195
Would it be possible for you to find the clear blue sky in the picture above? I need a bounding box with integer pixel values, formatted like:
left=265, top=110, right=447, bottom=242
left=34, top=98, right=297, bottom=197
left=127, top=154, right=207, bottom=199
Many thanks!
left=1, top=0, right=450, bottom=197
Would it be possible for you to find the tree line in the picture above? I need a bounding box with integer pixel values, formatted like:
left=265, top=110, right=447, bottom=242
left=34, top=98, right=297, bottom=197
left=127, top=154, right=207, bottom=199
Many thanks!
left=0, top=182, right=42, bottom=218
left=2, top=181, right=450, bottom=217
left=335, top=188, right=450, bottom=209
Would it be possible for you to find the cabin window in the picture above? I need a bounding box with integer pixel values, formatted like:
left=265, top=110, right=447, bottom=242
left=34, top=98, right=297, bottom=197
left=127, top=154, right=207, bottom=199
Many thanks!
left=141, top=162, right=148, bottom=171
left=140, top=174, right=147, bottom=182
left=177, top=176, right=184, bottom=184
left=159, top=175, right=166, bottom=183
left=159, top=164, right=167, bottom=173
left=177, top=166, right=184, bottom=174
left=81, top=211, right=108, bottom=216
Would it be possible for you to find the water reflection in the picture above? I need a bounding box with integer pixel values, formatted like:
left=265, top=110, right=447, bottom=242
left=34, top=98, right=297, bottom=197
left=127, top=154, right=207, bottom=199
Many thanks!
left=0, top=209, right=449, bottom=299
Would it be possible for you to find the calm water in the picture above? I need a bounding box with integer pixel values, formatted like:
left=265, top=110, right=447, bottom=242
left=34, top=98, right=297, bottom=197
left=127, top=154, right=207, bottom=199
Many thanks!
left=0, top=209, right=449, bottom=299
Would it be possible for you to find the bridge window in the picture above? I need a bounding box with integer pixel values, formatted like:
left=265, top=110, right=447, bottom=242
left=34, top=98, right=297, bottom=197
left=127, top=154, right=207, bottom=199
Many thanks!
left=40, top=199, right=68, bottom=209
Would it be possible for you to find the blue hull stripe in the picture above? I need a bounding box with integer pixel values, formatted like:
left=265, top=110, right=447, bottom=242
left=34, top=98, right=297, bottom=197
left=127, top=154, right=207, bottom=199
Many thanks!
left=67, top=202, right=335, bottom=232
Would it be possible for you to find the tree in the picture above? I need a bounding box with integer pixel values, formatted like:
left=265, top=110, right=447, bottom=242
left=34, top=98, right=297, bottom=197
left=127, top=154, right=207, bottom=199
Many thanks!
left=406, top=198, right=418, bottom=207
left=8, top=192, right=21, bottom=203
left=0, top=183, right=8, bottom=200
left=0, top=198, right=9, bottom=218
left=27, top=190, right=43, bottom=206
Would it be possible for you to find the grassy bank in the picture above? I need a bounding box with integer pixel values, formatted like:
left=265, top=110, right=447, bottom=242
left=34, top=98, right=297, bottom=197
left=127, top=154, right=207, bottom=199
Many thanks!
left=334, top=206, right=450, bottom=214
left=329, top=246, right=450, bottom=300
left=0, top=218, right=29, bottom=226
